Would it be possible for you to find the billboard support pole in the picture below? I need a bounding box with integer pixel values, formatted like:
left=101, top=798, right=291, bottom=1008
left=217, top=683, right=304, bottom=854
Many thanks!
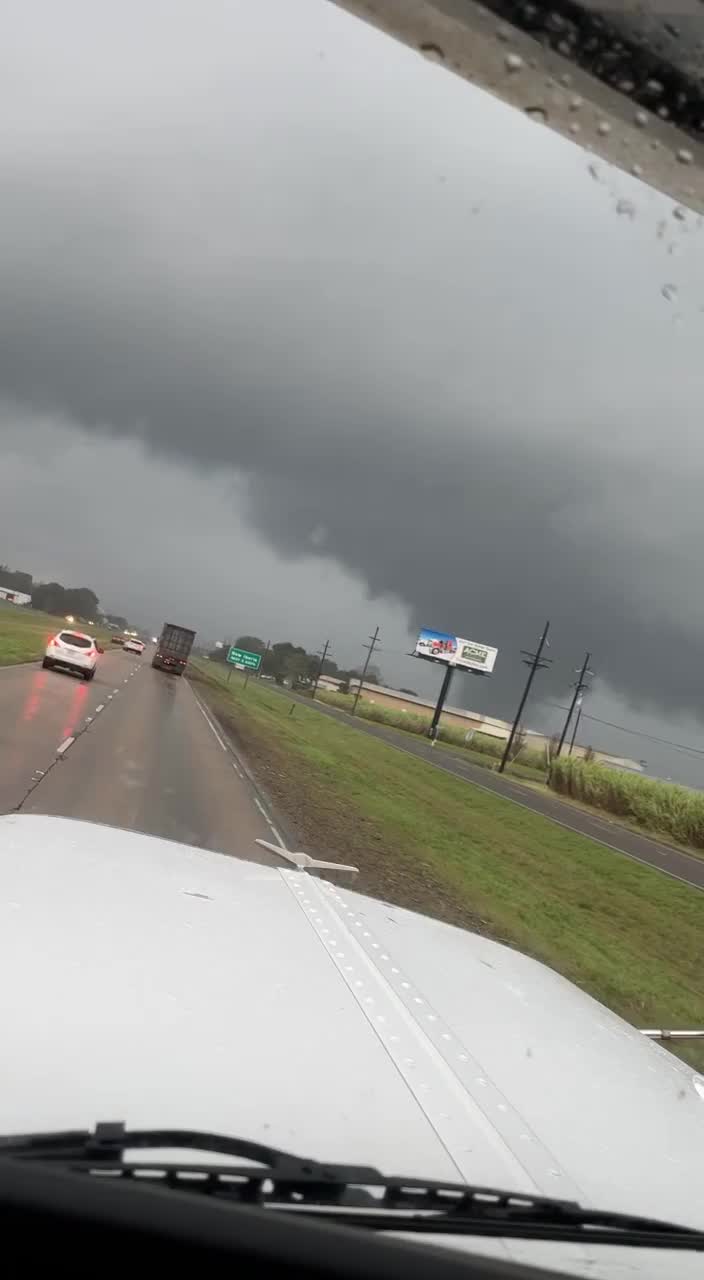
left=498, top=620, right=551, bottom=774
left=428, top=664, right=454, bottom=743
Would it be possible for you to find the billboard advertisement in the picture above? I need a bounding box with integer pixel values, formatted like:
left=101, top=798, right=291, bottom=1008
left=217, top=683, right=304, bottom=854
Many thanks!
left=414, top=628, right=498, bottom=674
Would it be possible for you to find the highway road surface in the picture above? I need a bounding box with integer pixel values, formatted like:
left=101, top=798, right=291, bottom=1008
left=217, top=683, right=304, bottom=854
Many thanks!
left=0, top=648, right=280, bottom=864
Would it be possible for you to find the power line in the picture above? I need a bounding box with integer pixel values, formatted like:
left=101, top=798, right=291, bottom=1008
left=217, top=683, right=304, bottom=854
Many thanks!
left=352, top=625, right=381, bottom=716
left=499, top=620, right=552, bottom=775
left=545, top=706, right=704, bottom=752
left=312, top=639, right=332, bottom=698
left=556, top=652, right=593, bottom=758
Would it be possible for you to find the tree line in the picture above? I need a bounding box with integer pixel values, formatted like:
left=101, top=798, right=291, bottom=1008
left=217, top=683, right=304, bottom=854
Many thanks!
left=209, top=635, right=384, bottom=691
left=0, top=562, right=106, bottom=623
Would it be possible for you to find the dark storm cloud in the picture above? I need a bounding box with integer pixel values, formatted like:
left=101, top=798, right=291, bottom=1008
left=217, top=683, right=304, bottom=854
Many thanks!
left=2, top=0, right=704, bottom=720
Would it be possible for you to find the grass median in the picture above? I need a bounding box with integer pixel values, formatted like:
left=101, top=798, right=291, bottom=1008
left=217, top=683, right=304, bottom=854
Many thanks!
left=190, top=660, right=704, bottom=1068
left=0, top=601, right=111, bottom=665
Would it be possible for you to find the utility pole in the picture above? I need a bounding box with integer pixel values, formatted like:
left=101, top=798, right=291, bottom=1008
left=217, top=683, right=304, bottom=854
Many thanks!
left=556, top=652, right=593, bottom=757
left=352, top=625, right=381, bottom=716
left=568, top=698, right=583, bottom=755
left=312, top=639, right=331, bottom=698
left=498, top=620, right=552, bottom=774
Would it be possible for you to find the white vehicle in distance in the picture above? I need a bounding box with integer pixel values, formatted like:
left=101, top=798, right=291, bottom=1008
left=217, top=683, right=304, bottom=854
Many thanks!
left=43, top=630, right=103, bottom=681
left=122, top=638, right=145, bottom=655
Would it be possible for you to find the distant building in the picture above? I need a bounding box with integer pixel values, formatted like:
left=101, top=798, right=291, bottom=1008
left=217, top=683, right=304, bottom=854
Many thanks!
left=0, top=586, right=31, bottom=606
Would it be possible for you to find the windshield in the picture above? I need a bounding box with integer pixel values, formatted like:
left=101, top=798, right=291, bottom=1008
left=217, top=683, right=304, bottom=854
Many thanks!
left=58, top=633, right=91, bottom=648
left=0, top=2, right=703, bottom=1273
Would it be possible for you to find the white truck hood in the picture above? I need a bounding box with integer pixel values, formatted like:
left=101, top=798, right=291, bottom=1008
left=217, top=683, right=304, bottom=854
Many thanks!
left=1, top=813, right=703, bottom=1278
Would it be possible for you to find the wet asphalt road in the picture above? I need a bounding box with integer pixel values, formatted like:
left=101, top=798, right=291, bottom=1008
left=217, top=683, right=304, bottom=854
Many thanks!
left=0, top=649, right=277, bottom=863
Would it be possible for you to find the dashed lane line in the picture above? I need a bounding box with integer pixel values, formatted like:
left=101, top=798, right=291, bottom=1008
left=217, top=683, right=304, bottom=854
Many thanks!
left=56, top=736, right=75, bottom=757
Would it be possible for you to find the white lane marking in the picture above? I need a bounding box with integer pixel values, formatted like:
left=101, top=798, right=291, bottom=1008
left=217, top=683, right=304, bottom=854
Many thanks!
left=56, top=736, right=75, bottom=756
left=253, top=796, right=283, bottom=844
left=193, top=696, right=228, bottom=752
left=95, top=704, right=105, bottom=713
left=189, top=682, right=285, bottom=844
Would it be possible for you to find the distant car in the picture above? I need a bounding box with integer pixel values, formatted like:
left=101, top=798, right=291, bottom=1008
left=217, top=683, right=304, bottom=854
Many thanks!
left=43, top=630, right=103, bottom=681
left=123, top=638, right=145, bottom=655
left=110, top=635, right=124, bottom=646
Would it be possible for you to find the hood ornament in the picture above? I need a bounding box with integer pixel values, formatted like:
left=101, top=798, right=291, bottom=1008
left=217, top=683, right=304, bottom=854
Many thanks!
left=255, top=838, right=358, bottom=877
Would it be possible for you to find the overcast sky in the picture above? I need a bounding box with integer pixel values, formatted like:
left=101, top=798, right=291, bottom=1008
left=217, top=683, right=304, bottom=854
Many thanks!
left=2, top=0, right=704, bottom=781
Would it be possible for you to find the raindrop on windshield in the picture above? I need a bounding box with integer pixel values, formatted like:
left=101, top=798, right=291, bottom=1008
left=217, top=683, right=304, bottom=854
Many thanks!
left=661, top=282, right=678, bottom=302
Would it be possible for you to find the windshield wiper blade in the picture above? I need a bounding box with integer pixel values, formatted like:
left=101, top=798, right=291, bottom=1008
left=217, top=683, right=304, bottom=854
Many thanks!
left=0, top=1122, right=382, bottom=1186
left=1, top=1124, right=702, bottom=1251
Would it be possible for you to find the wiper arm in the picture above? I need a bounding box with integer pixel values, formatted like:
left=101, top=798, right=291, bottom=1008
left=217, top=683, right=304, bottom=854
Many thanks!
left=1, top=1123, right=702, bottom=1252
left=0, top=1122, right=382, bottom=1189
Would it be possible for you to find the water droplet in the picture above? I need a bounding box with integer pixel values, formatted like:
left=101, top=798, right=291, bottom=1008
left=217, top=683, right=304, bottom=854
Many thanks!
left=496, top=23, right=511, bottom=41
left=588, top=162, right=601, bottom=181
left=569, top=121, right=580, bottom=135
left=673, top=206, right=687, bottom=222
left=661, top=282, right=678, bottom=302
left=634, top=110, right=648, bottom=127
left=559, top=73, right=571, bottom=87
left=656, top=219, right=667, bottom=238
left=569, top=95, right=582, bottom=110
left=657, top=106, right=670, bottom=119
left=647, top=79, right=664, bottom=96
left=504, top=52, right=523, bottom=72
left=631, top=163, right=643, bottom=178
left=616, top=198, right=636, bottom=218
left=597, top=120, right=611, bottom=136
left=677, top=148, right=693, bottom=165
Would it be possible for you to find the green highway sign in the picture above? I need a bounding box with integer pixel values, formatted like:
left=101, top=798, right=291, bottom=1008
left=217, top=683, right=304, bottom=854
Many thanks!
left=227, top=646, right=262, bottom=671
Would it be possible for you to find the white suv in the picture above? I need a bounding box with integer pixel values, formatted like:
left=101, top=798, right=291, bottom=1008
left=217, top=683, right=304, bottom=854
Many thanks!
left=43, top=630, right=102, bottom=681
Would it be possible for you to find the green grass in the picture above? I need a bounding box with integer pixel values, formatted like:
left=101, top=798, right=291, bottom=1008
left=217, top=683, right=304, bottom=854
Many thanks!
left=316, top=690, right=548, bottom=782
left=550, top=756, right=704, bottom=854
left=191, top=661, right=704, bottom=1068
left=0, top=601, right=111, bottom=665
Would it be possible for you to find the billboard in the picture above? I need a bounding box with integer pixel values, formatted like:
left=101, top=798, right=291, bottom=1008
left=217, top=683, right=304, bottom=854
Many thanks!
left=414, top=628, right=497, bottom=675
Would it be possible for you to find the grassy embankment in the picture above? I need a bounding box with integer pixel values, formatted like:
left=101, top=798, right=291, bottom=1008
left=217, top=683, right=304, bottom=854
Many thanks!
left=315, top=689, right=547, bottom=782
left=318, top=689, right=704, bottom=861
left=0, top=601, right=111, bottom=666
left=190, top=661, right=704, bottom=1068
